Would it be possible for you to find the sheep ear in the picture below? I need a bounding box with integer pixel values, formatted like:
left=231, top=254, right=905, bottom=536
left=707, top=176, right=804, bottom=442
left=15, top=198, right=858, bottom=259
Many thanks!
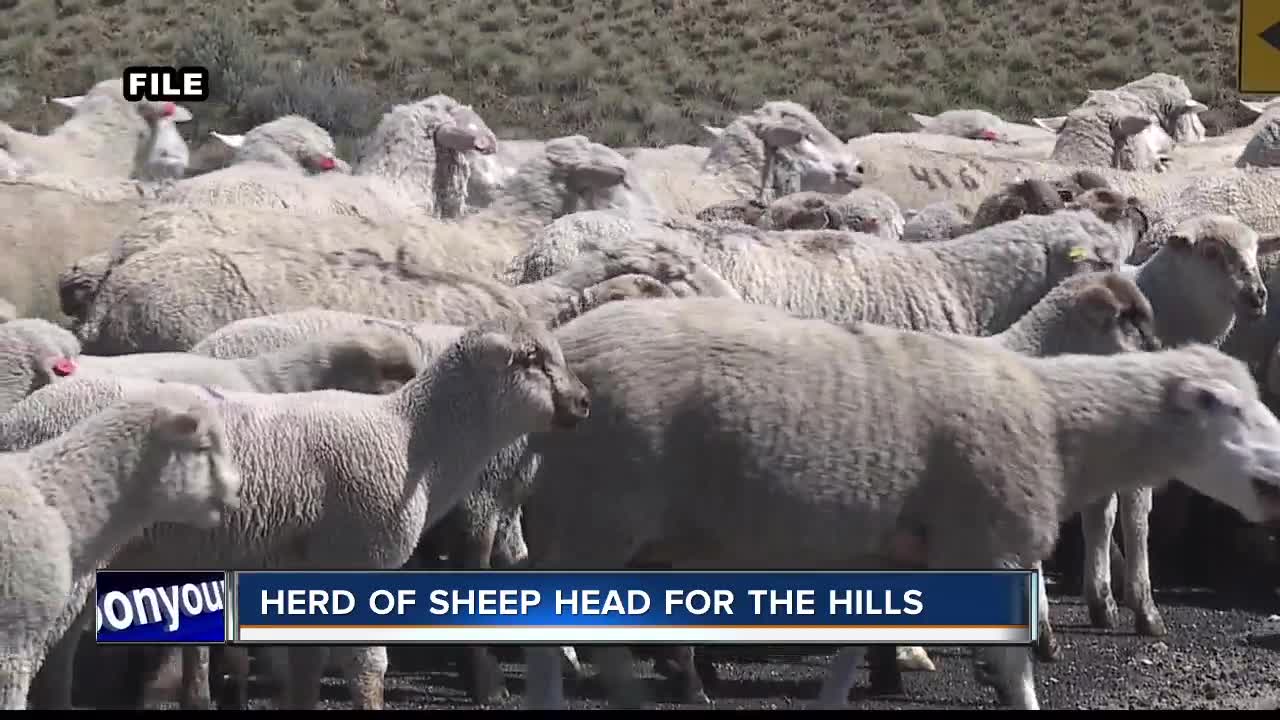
left=908, top=113, right=933, bottom=129
left=154, top=408, right=204, bottom=445
left=170, top=104, right=194, bottom=123
left=1258, top=233, right=1280, bottom=256
left=760, top=121, right=805, bottom=148
left=1032, top=116, right=1066, bottom=133
left=1240, top=99, right=1269, bottom=115
left=1183, top=99, right=1208, bottom=114
left=1115, top=114, right=1154, bottom=138
left=209, top=131, right=246, bottom=149
left=702, top=124, right=725, bottom=139
left=1078, top=285, right=1122, bottom=326
left=51, top=94, right=86, bottom=110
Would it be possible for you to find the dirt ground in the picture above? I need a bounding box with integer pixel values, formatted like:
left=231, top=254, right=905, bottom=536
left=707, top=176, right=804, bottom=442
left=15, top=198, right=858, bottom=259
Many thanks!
left=210, top=583, right=1279, bottom=711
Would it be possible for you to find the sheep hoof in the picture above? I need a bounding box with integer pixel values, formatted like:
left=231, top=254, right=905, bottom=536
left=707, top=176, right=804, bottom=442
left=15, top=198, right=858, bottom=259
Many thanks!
left=683, top=688, right=711, bottom=705
left=1087, top=597, right=1121, bottom=630
left=895, top=646, right=937, bottom=672
left=1034, top=628, right=1061, bottom=662
left=1134, top=610, right=1167, bottom=638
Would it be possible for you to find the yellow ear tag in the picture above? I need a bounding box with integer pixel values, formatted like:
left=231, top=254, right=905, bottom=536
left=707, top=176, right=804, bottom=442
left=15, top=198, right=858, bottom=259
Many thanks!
left=1068, top=247, right=1088, bottom=262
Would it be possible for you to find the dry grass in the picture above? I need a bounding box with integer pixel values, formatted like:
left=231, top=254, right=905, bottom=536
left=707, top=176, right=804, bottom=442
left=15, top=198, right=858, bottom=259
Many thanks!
left=0, top=0, right=1256, bottom=148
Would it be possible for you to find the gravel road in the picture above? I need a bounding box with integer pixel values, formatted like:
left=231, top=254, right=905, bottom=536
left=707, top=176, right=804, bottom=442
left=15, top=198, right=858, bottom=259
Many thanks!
left=260, top=584, right=1278, bottom=711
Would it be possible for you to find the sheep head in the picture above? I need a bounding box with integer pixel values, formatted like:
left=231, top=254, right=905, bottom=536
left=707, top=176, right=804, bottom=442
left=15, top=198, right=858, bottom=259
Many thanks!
left=971, top=178, right=1064, bottom=230
left=145, top=390, right=242, bottom=529
left=709, top=100, right=863, bottom=204
left=1163, top=215, right=1278, bottom=320
left=1071, top=272, right=1161, bottom=354
left=436, top=103, right=498, bottom=155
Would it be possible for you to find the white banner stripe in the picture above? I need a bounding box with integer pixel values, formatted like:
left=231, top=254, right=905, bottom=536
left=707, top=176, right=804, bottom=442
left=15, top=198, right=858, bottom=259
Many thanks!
left=235, top=626, right=1030, bottom=644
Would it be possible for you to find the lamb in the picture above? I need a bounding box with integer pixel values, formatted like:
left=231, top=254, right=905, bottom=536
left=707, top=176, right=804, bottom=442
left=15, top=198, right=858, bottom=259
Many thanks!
left=643, top=101, right=863, bottom=217
left=516, top=193, right=1143, bottom=338
left=13, top=314, right=590, bottom=710
left=0, top=78, right=178, bottom=179
left=71, top=236, right=729, bottom=355
left=518, top=296, right=1280, bottom=711
left=131, top=101, right=193, bottom=182
left=0, top=385, right=242, bottom=709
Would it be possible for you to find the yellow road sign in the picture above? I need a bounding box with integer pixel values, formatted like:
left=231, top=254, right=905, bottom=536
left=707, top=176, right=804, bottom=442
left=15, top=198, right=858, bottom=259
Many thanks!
left=1240, top=0, right=1280, bottom=93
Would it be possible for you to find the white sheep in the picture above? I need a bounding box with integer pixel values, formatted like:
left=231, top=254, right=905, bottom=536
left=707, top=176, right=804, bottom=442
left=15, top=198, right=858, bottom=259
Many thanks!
left=518, top=296, right=1280, bottom=711
left=9, top=315, right=590, bottom=709
left=1072, top=215, right=1280, bottom=641
left=843, top=138, right=1280, bottom=246
left=641, top=101, right=862, bottom=217
left=0, top=385, right=242, bottom=709
left=909, top=109, right=1013, bottom=143
left=70, top=233, right=732, bottom=355
left=2, top=78, right=184, bottom=178
left=69, top=329, right=423, bottom=395
left=514, top=195, right=1142, bottom=337
left=664, top=269, right=1164, bottom=697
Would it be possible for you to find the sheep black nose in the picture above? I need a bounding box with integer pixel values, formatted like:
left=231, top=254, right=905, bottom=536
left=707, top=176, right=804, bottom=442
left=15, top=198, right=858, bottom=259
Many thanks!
left=1241, top=285, right=1268, bottom=316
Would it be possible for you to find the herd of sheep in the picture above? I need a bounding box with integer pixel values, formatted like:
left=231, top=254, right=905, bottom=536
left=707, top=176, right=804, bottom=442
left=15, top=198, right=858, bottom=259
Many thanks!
left=2, top=69, right=1280, bottom=711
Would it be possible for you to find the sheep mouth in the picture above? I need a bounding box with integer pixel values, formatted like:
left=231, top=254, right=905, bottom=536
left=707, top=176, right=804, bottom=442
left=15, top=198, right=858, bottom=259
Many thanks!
left=1253, top=477, right=1280, bottom=526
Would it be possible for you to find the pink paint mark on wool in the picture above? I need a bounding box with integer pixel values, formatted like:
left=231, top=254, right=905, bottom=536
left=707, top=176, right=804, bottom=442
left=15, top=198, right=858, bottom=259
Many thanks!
left=51, top=358, right=77, bottom=377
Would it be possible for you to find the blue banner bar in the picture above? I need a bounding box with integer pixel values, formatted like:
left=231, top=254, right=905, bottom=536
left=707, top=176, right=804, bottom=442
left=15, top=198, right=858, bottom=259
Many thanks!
left=233, top=570, right=1036, bottom=646
left=95, top=570, right=228, bottom=644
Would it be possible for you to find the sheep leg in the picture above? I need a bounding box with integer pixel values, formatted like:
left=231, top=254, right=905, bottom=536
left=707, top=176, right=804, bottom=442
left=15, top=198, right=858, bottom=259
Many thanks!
left=816, top=646, right=867, bottom=708
left=27, top=605, right=89, bottom=709
left=452, top=514, right=511, bottom=705
left=524, top=646, right=566, bottom=710
left=1118, top=487, right=1164, bottom=636
left=180, top=646, right=213, bottom=709
left=333, top=645, right=387, bottom=710
left=283, top=646, right=329, bottom=709
left=594, top=646, right=648, bottom=709
left=1031, top=560, right=1059, bottom=661
left=866, top=645, right=904, bottom=695
left=654, top=645, right=710, bottom=704
left=0, top=655, right=36, bottom=710
left=1081, top=494, right=1122, bottom=629
left=210, top=646, right=251, bottom=709
left=980, top=645, right=1038, bottom=710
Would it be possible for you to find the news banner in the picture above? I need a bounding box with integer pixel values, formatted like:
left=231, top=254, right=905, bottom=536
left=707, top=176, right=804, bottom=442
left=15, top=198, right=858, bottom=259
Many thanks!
left=94, top=570, right=1037, bottom=647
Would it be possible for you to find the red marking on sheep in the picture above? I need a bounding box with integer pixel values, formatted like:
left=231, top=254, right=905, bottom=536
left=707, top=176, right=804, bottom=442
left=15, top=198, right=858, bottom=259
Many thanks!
left=162, top=102, right=177, bottom=117
left=52, top=358, right=77, bottom=377
left=978, top=128, right=1000, bottom=142
left=318, top=156, right=337, bottom=171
